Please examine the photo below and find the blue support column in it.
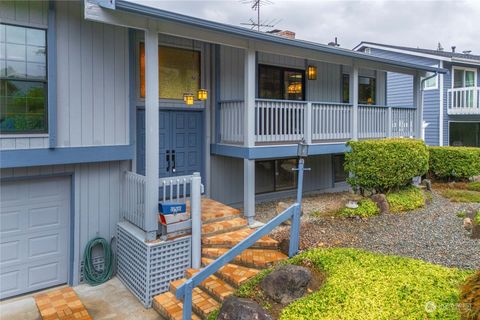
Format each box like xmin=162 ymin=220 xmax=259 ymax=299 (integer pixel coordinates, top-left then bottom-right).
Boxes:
xmin=289 ymin=158 xmax=304 ymax=257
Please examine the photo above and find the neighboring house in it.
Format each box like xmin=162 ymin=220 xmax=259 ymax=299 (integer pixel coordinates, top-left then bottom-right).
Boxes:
xmin=0 ymin=0 xmax=444 ymax=301
xmin=354 ymin=42 xmax=480 ymax=147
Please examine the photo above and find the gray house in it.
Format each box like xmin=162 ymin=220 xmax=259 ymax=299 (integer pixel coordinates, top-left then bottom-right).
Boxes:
xmin=0 ymin=0 xmax=444 ymax=302
xmin=354 ymin=42 xmax=480 ymax=147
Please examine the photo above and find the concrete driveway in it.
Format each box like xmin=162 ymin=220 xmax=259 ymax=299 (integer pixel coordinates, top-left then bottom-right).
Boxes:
xmin=0 ymin=277 xmax=161 ymax=320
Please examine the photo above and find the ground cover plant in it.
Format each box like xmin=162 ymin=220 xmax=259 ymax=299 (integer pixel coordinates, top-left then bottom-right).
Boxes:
xmin=237 ymin=248 xmax=472 ymax=320
xmin=441 ymin=189 xmax=480 ymax=203
xmin=338 ymin=198 xmax=379 ymax=218
xmin=386 ymin=185 xmax=426 ymax=212
xmin=345 ymin=138 xmax=428 ymax=193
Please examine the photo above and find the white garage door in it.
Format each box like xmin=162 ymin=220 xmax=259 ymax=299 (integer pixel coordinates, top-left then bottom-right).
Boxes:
xmin=0 ymin=177 xmax=70 ymax=299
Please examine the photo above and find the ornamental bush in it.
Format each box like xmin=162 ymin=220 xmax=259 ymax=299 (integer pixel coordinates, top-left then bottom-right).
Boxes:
xmin=386 ymin=185 xmax=425 ymax=213
xmin=345 ymin=139 xmax=429 ymax=193
xmin=428 ymin=146 xmax=480 ymax=180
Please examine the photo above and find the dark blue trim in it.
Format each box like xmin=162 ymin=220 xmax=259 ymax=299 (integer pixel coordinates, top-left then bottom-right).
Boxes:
xmin=48 ymin=1 xmax=57 ymax=148
xmin=113 ymin=0 xmax=446 ymax=75
xmin=214 ymin=44 xmax=221 ymax=143
xmin=210 ymin=143 xmax=349 ymax=160
xmin=1 ymin=145 xmax=134 ymax=168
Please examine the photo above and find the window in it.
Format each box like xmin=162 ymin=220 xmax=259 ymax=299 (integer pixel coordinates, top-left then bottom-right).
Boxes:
xmin=453 ymin=68 xmax=476 ymax=88
xmin=255 ymin=158 xmax=297 ymax=194
xmin=139 ymin=43 xmax=201 ymax=100
xmin=449 ymin=122 xmax=480 ymax=147
xmin=342 ymin=75 xmax=376 ymax=104
xmin=333 ymin=154 xmax=347 ymax=183
xmin=423 ymin=75 xmax=438 ymax=90
xmin=0 ymin=24 xmax=47 ymax=133
xmin=258 ymin=65 xmax=305 ymax=100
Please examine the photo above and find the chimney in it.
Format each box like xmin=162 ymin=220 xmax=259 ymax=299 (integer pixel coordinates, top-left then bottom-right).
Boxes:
xmin=437 ymin=42 xmax=444 ymax=51
xmin=451 ymin=46 xmax=456 ymax=53
xmin=328 ymin=37 xmax=340 ymax=47
xmin=266 ymin=29 xmax=295 ymax=39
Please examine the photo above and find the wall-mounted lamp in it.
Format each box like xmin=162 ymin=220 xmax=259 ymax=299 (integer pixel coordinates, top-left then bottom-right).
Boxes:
xmin=197 ymin=89 xmax=208 ymax=101
xmin=307 ymin=65 xmax=317 ymax=80
xmin=183 ymin=93 xmax=194 ymax=105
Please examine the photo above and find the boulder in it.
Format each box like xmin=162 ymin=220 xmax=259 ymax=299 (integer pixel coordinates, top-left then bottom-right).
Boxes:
xmin=464 ymin=218 xmax=473 ymax=231
xmin=421 ymin=179 xmax=432 ymax=191
xmin=260 ymin=264 xmax=312 ymax=304
xmin=371 ymin=193 xmax=389 ymax=214
xmin=471 ymin=175 xmax=480 ymax=182
xmin=216 ymin=296 xmax=272 ymax=320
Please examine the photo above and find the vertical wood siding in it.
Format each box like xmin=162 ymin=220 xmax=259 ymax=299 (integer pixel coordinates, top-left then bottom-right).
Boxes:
xmin=0 ymin=160 xmax=129 ymax=285
xmin=220 ymin=46 xmax=244 ymax=100
xmin=306 ymin=61 xmax=342 ymax=102
xmin=1 ymin=0 xmax=129 ymax=150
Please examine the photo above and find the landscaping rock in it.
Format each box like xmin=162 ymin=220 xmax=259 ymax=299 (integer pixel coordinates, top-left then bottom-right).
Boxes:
xmin=278 ymin=238 xmax=290 ymax=256
xmin=471 ymin=175 xmax=480 ymax=182
xmin=421 ymin=179 xmax=432 ymax=191
xmin=371 ymin=194 xmax=389 ymax=214
xmin=216 ymin=296 xmax=272 ymax=320
xmin=464 ymin=218 xmax=473 ymax=231
xmin=260 ymin=264 xmax=311 ymax=304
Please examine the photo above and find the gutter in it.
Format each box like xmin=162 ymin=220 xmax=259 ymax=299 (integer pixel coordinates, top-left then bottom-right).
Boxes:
xmin=98 ymin=0 xmax=447 ymax=75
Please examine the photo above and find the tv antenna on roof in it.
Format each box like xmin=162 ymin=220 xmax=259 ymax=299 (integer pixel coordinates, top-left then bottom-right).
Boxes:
xmin=240 ymin=0 xmax=278 ymax=32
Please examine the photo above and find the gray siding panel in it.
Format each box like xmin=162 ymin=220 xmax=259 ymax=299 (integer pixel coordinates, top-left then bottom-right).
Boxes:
xmin=0 ymin=160 xmax=129 ymax=285
xmin=1 ymin=1 xmax=129 ymax=151
xmin=306 ymin=61 xmax=342 ymax=102
xmin=220 ymin=46 xmax=244 ymax=100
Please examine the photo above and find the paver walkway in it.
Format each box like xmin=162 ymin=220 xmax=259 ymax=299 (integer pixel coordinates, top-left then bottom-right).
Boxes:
xmin=153 ymin=199 xmax=288 ymax=319
xmin=34 ymin=287 xmax=92 ymax=320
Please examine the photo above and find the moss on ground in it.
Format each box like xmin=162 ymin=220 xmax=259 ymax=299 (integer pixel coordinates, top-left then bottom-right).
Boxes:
xmin=441 ymin=189 xmax=480 ymax=203
xmin=386 ymin=185 xmax=426 ymax=213
xmin=237 ymin=248 xmax=472 ymax=320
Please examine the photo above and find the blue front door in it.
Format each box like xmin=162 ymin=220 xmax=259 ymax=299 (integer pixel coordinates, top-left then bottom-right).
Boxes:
xmin=136 ymin=110 xmax=203 ymax=178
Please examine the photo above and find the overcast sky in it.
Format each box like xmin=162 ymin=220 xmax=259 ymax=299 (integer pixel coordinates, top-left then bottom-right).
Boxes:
xmin=132 ymin=0 xmax=480 ymax=54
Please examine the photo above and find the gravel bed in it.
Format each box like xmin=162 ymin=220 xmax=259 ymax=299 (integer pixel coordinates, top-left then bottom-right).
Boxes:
xmin=261 ymin=191 xmax=480 ymax=270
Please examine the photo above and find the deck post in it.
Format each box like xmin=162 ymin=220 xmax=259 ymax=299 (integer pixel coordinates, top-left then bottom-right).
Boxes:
xmin=351 ymin=64 xmax=359 ymax=140
xmin=191 ymin=172 xmax=202 ymax=269
xmin=144 ymin=24 xmax=160 ymax=241
xmin=243 ymin=42 xmax=258 ymax=226
xmin=413 ymin=72 xmax=423 ymax=139
xmin=305 ymin=102 xmax=312 ymax=144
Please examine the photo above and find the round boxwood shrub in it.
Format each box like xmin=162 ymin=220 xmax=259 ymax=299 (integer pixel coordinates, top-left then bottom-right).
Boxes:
xmin=429 ymin=146 xmax=480 ymax=180
xmin=345 ymin=138 xmax=429 ymax=193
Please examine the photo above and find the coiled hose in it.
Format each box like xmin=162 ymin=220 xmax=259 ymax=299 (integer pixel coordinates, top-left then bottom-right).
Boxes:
xmin=83 ymin=237 xmax=114 ymax=286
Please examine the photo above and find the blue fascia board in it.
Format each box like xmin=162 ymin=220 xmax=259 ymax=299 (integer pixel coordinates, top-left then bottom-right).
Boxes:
xmin=113 ymin=0 xmax=445 ymax=75
xmin=210 ymin=143 xmax=349 ymax=160
xmin=1 ymin=145 xmax=134 ymax=169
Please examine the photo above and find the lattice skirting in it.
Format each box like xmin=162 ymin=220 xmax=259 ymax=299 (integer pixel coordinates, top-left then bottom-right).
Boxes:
xmin=116 ymin=221 xmax=192 ymax=307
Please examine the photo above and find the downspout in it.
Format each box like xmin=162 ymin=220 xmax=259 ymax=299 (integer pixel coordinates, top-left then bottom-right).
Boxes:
xmin=419 ymin=71 xmax=438 ymax=141
xmin=438 ymin=61 xmax=444 ymax=146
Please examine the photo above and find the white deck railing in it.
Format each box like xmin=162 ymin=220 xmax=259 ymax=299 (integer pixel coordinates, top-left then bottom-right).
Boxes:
xmin=358 ymin=104 xmax=388 ymax=139
xmin=392 ymin=107 xmax=416 ymax=137
xmin=255 ymin=99 xmax=306 ymax=143
xmin=312 ymin=102 xmax=352 ymax=141
xmin=220 ymin=100 xmax=244 ymax=144
xmin=219 ymin=99 xmax=418 ymax=145
xmin=447 ymin=87 xmax=480 ymax=115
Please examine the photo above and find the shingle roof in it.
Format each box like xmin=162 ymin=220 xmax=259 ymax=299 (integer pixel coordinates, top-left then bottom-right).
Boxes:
xmin=356 ymin=42 xmax=480 ymax=61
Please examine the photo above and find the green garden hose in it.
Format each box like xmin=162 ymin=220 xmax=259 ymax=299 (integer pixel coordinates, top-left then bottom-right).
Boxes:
xmin=83 ymin=237 xmax=114 ymax=286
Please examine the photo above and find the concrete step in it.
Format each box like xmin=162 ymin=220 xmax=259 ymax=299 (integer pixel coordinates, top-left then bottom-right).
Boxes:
xmin=153 ymin=291 xmax=202 ymax=320
xmin=202 ymin=247 xmax=288 ymax=269
xmin=201 ymin=217 xmax=248 ymax=236
xmin=202 ymin=227 xmax=279 ymax=249
xmin=202 ymin=257 xmax=260 ymax=288
xmin=184 ymin=269 xmax=235 ymax=302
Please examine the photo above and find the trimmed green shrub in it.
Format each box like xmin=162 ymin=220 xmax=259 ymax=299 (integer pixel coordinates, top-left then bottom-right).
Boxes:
xmin=386 ymin=186 xmax=425 ymax=213
xmin=429 ymin=146 xmax=480 ymax=180
xmin=345 ymin=139 xmax=429 ymax=193
xmin=338 ymin=199 xmax=379 ymax=218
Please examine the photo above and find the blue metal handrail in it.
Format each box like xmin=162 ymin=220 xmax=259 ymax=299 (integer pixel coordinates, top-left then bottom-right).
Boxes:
xmin=175 ymin=159 xmax=306 ymax=319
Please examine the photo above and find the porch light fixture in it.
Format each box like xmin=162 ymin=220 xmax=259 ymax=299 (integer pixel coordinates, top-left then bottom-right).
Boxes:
xmin=307 ymin=65 xmax=317 ymax=80
xmin=297 ymin=139 xmax=309 ymax=159
xmin=183 ymin=93 xmax=195 ymax=105
xmin=197 ymin=89 xmax=208 ymax=101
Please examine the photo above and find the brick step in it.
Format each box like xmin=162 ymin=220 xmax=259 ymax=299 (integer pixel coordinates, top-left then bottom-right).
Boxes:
xmin=185 ymin=269 xmax=235 ymax=302
xmin=159 ymin=281 xmax=220 ymax=320
xmin=202 ymin=228 xmax=279 ymax=249
xmin=201 ymin=217 xmax=248 ymax=236
xmin=201 ymin=199 xmax=241 ymax=223
xmin=153 ymin=291 xmax=202 ymax=320
xmin=202 ymin=257 xmax=260 ymax=288
xmin=202 ymin=247 xmax=288 ymax=269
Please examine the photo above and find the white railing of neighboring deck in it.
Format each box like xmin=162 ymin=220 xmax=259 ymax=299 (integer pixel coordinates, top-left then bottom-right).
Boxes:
xmin=447 ymin=87 xmax=480 ymax=115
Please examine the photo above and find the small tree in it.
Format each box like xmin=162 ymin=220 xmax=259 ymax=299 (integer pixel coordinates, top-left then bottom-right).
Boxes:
xmin=345 ymin=138 xmax=429 ymax=194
